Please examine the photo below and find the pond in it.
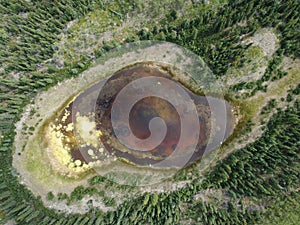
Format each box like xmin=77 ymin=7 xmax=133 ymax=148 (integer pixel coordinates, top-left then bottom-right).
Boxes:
xmin=46 ymin=62 xmax=235 ymax=171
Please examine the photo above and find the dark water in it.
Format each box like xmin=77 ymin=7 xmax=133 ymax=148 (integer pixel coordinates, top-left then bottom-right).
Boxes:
xmin=53 ymin=63 xmax=234 ymax=168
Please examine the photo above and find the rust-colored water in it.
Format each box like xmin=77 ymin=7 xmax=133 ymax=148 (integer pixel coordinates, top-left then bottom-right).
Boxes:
xmin=52 ymin=63 xmax=234 ymax=168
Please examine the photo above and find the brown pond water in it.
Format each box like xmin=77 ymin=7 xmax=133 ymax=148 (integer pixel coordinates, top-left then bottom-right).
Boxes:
xmin=50 ymin=63 xmax=234 ymax=168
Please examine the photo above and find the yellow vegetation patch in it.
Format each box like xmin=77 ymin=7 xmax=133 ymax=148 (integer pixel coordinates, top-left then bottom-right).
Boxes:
xmin=75 ymin=113 xmax=102 ymax=148
xmin=46 ymin=121 xmax=91 ymax=177
xmin=44 ymin=111 xmax=107 ymax=177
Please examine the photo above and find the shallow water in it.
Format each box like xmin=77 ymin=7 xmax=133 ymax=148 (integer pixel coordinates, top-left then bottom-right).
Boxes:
xmin=50 ymin=63 xmax=234 ymax=168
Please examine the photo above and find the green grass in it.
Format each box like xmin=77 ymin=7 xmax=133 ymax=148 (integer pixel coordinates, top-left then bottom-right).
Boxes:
xmin=53 ymin=7 xmax=121 ymax=62
xmin=261 ymin=193 xmax=300 ymax=225
xmin=226 ymin=45 xmax=266 ymax=78
xmin=23 ymin=114 xmax=93 ymax=186
xmin=220 ymin=63 xmax=300 ymax=159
